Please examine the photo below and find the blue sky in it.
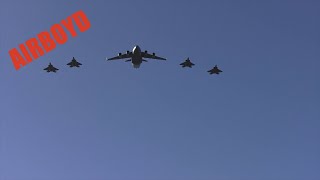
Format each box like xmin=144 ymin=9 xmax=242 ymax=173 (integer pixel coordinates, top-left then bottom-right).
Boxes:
xmin=0 ymin=1 xmax=319 ymax=180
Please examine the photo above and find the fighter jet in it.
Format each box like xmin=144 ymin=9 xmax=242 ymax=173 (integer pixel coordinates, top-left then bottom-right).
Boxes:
xmin=44 ymin=63 xmax=59 ymax=73
xmin=107 ymin=45 xmax=166 ymax=68
xmin=180 ymin=57 xmax=195 ymax=68
xmin=207 ymin=65 xmax=223 ymax=75
xmin=67 ymin=57 xmax=82 ymax=67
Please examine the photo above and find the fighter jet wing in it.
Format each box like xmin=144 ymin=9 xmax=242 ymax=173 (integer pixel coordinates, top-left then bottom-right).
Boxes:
xmin=180 ymin=62 xmax=186 ymax=65
xmin=214 ymin=67 xmax=222 ymax=72
xmin=44 ymin=67 xmax=49 ymax=71
xmin=141 ymin=52 xmax=166 ymax=60
xmin=107 ymin=52 xmax=133 ymax=60
xmin=67 ymin=62 xmax=72 ymax=66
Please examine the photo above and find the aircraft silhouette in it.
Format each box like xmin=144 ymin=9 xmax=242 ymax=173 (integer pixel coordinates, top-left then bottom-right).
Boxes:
xmin=44 ymin=63 xmax=59 ymax=73
xmin=180 ymin=57 xmax=195 ymax=68
xmin=67 ymin=57 xmax=82 ymax=67
xmin=207 ymin=65 xmax=222 ymax=75
xmin=107 ymin=45 xmax=166 ymax=68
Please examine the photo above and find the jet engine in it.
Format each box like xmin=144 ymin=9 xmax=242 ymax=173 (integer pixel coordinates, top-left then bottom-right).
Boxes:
xmin=118 ymin=53 xmax=122 ymax=56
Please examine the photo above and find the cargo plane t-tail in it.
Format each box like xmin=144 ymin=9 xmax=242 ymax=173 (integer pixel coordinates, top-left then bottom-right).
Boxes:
xmin=107 ymin=45 xmax=166 ymax=68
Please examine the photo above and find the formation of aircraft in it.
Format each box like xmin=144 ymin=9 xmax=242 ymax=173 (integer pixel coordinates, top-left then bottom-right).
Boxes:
xmin=44 ymin=57 xmax=82 ymax=73
xmin=43 ymin=45 xmax=223 ymax=75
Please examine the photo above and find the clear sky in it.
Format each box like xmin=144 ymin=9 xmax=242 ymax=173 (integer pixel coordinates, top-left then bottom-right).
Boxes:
xmin=0 ymin=0 xmax=319 ymax=180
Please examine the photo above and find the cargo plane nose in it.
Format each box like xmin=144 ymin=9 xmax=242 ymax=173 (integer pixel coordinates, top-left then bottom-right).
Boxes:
xmin=133 ymin=45 xmax=141 ymax=53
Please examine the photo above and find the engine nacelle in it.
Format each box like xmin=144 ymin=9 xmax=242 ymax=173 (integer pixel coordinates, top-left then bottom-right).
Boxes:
xmin=118 ymin=53 xmax=122 ymax=56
